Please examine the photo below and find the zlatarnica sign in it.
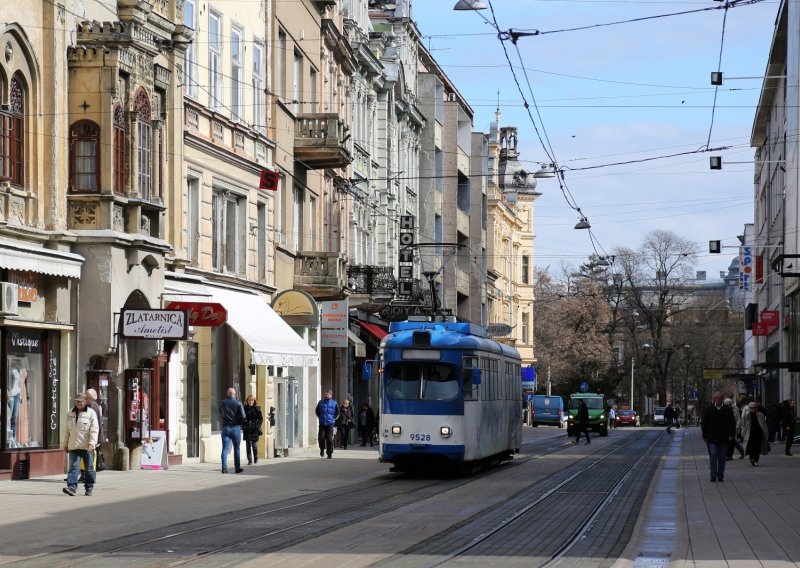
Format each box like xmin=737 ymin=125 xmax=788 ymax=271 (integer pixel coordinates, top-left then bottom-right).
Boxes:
xmin=120 ymin=309 xmax=189 ymax=340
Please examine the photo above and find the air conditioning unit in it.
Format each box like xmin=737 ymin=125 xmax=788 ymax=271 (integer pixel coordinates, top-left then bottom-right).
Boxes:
xmin=0 ymin=282 xmax=19 ymax=316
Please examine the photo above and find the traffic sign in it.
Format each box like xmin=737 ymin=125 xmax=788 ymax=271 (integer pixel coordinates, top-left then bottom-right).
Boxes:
xmin=580 ymin=381 xmax=589 ymax=393
xmin=524 ymin=393 xmax=534 ymax=402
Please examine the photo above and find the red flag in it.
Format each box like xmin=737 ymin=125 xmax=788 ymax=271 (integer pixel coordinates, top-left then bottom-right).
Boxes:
xmin=259 ymin=169 xmax=279 ymax=191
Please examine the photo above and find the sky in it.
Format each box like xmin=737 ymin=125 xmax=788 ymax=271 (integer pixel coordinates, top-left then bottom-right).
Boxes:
xmin=410 ymin=0 xmax=779 ymax=280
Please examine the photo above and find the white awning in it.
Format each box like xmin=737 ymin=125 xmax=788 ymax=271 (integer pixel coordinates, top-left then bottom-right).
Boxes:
xmin=348 ymin=330 xmax=366 ymax=358
xmin=210 ymin=287 xmax=319 ymax=367
xmin=0 ymin=240 xmax=83 ymax=279
xmin=163 ymin=278 xmax=319 ymax=368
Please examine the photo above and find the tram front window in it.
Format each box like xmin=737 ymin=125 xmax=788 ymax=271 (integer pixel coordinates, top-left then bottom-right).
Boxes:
xmin=386 ymin=364 xmax=458 ymax=401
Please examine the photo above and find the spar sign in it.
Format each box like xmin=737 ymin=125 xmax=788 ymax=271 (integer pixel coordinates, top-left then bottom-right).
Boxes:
xmin=740 ymin=246 xmax=753 ymax=291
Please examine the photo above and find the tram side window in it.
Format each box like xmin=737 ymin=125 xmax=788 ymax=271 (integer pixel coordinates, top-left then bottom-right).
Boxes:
xmin=462 ymin=356 xmax=479 ymax=400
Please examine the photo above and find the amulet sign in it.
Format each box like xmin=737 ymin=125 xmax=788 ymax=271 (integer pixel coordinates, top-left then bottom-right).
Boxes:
xmin=165 ymin=301 xmax=227 ymax=327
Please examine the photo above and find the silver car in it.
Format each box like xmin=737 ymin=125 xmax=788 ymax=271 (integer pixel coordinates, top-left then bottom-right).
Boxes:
xmin=654 ymin=407 xmax=666 ymax=426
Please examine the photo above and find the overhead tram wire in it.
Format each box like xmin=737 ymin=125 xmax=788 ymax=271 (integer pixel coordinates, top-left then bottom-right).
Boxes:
xmin=706 ymin=1 xmax=732 ymax=149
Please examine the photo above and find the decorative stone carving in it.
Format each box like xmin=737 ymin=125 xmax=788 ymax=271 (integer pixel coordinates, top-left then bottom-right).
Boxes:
xmin=4 ymin=41 xmax=12 ymax=64
xmin=7 ymin=195 xmax=24 ymax=224
xmin=113 ymin=205 xmax=125 ymax=232
xmin=141 ymin=215 xmax=151 ymax=236
xmin=70 ymin=203 xmax=98 ymax=229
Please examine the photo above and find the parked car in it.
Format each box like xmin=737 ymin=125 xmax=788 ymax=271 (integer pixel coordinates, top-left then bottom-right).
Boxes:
xmin=654 ymin=407 xmax=667 ymax=426
xmin=615 ymin=409 xmax=640 ymax=427
xmin=531 ymin=395 xmax=566 ymax=428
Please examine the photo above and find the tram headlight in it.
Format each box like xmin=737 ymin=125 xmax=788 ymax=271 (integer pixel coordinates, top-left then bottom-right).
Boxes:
xmin=391 ymin=425 xmax=402 ymax=436
xmin=440 ymin=426 xmax=452 ymax=438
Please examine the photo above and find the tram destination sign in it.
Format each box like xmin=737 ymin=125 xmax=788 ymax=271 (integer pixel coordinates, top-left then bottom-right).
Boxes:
xmin=120 ymin=309 xmax=189 ymax=340
xmin=380 ymin=304 xmax=452 ymax=322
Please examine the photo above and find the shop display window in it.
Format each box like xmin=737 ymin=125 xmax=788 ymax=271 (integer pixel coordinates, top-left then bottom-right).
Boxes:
xmin=4 ymin=328 xmax=60 ymax=450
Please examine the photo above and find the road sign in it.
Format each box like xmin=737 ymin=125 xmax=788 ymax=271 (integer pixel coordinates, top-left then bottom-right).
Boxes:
xmin=580 ymin=381 xmax=589 ymax=393
xmin=524 ymin=393 xmax=534 ymax=402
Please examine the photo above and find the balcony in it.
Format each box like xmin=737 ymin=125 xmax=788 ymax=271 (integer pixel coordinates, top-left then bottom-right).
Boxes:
xmin=347 ymin=265 xmax=397 ymax=298
xmin=294 ymin=114 xmax=352 ymax=170
xmin=294 ymin=251 xmax=348 ymax=300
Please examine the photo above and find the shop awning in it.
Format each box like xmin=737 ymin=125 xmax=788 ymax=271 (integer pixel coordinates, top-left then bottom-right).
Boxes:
xmin=0 ymin=239 xmax=84 ymax=279
xmin=209 ymin=286 xmax=319 ymax=367
xmin=358 ymin=320 xmax=388 ymax=341
xmin=164 ymin=277 xmax=319 ymax=368
xmin=348 ymin=330 xmax=366 ymax=358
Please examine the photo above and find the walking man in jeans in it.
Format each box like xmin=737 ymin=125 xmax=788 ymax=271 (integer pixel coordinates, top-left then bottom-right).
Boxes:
xmin=701 ymin=391 xmax=737 ymax=482
xmin=316 ymin=389 xmax=339 ymax=458
xmin=219 ymin=388 xmax=246 ymax=473
xmin=63 ymin=393 xmax=99 ymax=496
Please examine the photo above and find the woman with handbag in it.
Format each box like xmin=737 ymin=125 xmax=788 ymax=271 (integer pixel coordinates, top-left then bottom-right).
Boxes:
xmin=243 ymin=395 xmax=263 ymax=464
xmin=741 ymin=402 xmax=770 ymax=466
xmin=338 ymin=399 xmax=354 ymax=450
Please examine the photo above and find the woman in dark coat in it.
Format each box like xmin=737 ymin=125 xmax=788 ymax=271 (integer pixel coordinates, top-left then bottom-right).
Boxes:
xmin=243 ymin=395 xmax=263 ymax=464
xmin=337 ymin=399 xmax=354 ymax=449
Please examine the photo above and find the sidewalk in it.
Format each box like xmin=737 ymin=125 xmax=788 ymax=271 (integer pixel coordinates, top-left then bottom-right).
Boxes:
xmin=622 ymin=425 xmax=800 ymax=568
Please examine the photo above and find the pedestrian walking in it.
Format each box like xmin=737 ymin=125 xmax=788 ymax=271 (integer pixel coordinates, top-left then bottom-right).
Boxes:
xmin=740 ymin=402 xmax=770 ymax=466
xmin=63 ymin=393 xmax=99 ymax=496
xmin=358 ymin=401 xmax=376 ymax=447
xmin=665 ymin=404 xmax=676 ymax=434
xmin=337 ymin=399 xmax=354 ymax=449
xmin=782 ymin=399 xmax=796 ymax=456
xmin=574 ymin=399 xmax=590 ymax=445
xmin=315 ymin=389 xmax=339 ymax=459
xmin=243 ymin=395 xmax=263 ymax=465
xmin=701 ymin=391 xmax=737 ymax=482
xmin=674 ymin=406 xmax=681 ymax=429
xmin=219 ymin=388 xmax=246 ymax=473
xmin=608 ymin=406 xmax=616 ymax=429
xmin=724 ymin=398 xmax=745 ymax=460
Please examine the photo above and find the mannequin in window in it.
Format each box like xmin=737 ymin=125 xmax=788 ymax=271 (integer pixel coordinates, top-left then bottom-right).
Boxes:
xmin=7 ymin=366 xmax=28 ymax=445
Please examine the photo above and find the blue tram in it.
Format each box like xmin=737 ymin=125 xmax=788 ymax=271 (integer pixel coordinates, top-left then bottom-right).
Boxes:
xmin=378 ymin=317 xmax=522 ymax=472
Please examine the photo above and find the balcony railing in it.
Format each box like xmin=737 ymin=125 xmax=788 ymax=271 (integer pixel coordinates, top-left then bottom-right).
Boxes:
xmin=294 ymin=114 xmax=352 ymax=169
xmin=294 ymin=251 xmax=348 ymax=299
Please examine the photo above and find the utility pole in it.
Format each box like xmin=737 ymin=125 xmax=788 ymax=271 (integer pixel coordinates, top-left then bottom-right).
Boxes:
xmin=547 ymin=366 xmax=551 ymax=396
xmin=631 ymin=357 xmax=635 ymax=411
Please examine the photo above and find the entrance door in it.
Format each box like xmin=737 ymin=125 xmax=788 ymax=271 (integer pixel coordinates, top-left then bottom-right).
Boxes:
xmin=185 ymin=343 xmax=200 ymax=458
xmin=275 ymin=376 xmax=302 ymax=451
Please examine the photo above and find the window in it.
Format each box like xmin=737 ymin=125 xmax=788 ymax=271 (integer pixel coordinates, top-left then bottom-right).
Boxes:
xmin=0 ymin=77 xmax=24 ymax=186
xmin=293 ymin=51 xmax=302 ymax=115
xmin=385 ymin=363 xmax=458 ymax=401
xmin=209 ymin=12 xmax=222 ymax=109
xmin=309 ymin=68 xmax=317 ymax=113
xmin=292 ymin=184 xmax=303 ymax=250
xmin=522 ymin=255 xmax=529 ymax=284
xmin=521 ymin=312 xmax=529 ymax=344
xmin=212 ymin=188 xmax=246 ymax=274
xmin=252 ymin=42 xmax=265 ymax=131
xmin=183 ymin=0 xmax=197 ymax=98
xmin=257 ymin=201 xmax=267 ymax=280
xmin=277 ymin=31 xmax=286 ymax=100
xmin=462 ymin=356 xmax=479 ymax=400
xmin=231 ymin=26 xmax=243 ymax=121
xmin=5 ymin=328 xmax=62 ymax=451
xmin=134 ymin=89 xmax=152 ymax=200
xmin=187 ymin=177 xmax=200 ymax=264
xmin=113 ymin=105 xmax=127 ymax=195
xmin=69 ymin=120 xmax=100 ymax=193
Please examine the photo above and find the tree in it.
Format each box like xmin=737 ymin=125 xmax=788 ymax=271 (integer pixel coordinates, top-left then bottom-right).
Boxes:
xmin=533 ymin=266 xmax=613 ymax=395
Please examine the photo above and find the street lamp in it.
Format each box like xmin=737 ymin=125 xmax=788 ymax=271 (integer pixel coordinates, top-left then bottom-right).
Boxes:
xmin=453 ymin=0 xmax=488 ymax=9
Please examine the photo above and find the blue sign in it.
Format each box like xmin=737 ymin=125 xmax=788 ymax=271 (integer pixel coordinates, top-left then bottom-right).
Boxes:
xmin=361 ymin=360 xmax=372 ymax=381
xmin=580 ymin=381 xmax=589 ymax=393
xmin=524 ymin=393 xmax=534 ymax=402
xmin=690 ymin=389 xmax=699 ymax=399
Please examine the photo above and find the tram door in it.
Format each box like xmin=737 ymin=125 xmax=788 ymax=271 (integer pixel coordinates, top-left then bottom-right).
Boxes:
xmin=275 ymin=376 xmax=302 ymax=452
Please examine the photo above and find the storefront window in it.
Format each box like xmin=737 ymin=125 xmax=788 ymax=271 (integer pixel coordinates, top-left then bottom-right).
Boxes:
xmin=210 ymin=325 xmax=245 ymax=431
xmin=5 ymin=328 xmax=59 ymax=450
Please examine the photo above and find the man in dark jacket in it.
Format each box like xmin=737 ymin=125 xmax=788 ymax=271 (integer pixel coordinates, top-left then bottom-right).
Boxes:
xmin=701 ymin=391 xmax=737 ymax=482
xmin=573 ymin=399 xmax=590 ymax=445
xmin=315 ymin=389 xmax=339 ymax=459
xmin=219 ymin=388 xmax=246 ymax=474
xmin=665 ymin=404 xmax=676 ymax=434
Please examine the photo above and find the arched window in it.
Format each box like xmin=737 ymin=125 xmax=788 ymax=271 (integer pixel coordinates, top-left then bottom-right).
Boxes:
xmin=1 ymin=77 xmax=24 ymax=186
xmin=69 ymin=120 xmax=100 ymax=193
xmin=113 ymin=104 xmax=127 ymax=195
xmin=134 ymin=89 xmax=151 ymax=200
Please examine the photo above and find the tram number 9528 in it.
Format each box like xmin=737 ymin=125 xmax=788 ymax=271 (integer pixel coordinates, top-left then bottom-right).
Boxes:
xmin=408 ymin=433 xmax=432 ymax=442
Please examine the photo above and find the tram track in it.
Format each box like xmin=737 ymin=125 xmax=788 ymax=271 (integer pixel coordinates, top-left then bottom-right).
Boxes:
xmin=6 ymin=430 xmax=663 ymax=568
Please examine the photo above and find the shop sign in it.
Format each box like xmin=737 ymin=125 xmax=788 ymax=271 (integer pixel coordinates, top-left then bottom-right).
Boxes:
xmin=380 ymin=304 xmax=452 ymax=322
xmin=760 ymin=310 xmax=779 ymax=328
xmin=120 ymin=309 xmax=188 ymax=340
xmin=739 ymin=246 xmax=753 ymax=291
xmin=398 ymin=216 xmax=414 ymax=297
xmin=320 ymin=300 xmax=348 ymax=348
xmin=8 ymin=270 xmax=38 ymax=302
xmin=164 ymin=301 xmax=227 ymax=327
xmin=751 ymin=322 xmax=767 ymax=336
xmin=8 ymin=328 xmax=42 ymax=353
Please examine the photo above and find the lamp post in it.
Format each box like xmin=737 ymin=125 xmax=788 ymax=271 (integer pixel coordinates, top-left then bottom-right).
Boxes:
xmin=631 ymin=357 xmax=635 ymax=412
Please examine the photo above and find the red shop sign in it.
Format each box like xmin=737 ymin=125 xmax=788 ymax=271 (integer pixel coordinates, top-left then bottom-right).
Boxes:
xmin=751 ymin=322 xmax=767 ymax=336
xmin=165 ymin=301 xmax=227 ymax=327
xmin=760 ymin=310 xmax=780 ymax=327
